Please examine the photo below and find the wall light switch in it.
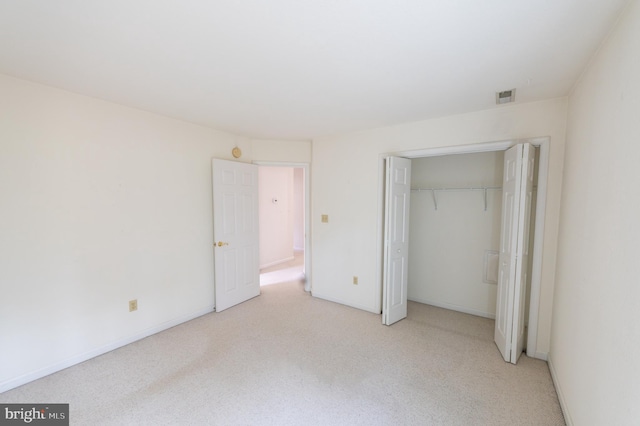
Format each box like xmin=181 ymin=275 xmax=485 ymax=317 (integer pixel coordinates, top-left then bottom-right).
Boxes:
xmin=321 ymin=214 xmax=329 ymax=223
xmin=353 ymin=276 xmax=358 ymax=285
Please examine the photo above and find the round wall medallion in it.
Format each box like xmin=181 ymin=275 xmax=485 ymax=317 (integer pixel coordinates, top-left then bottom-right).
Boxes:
xmin=232 ymin=147 xmax=242 ymax=158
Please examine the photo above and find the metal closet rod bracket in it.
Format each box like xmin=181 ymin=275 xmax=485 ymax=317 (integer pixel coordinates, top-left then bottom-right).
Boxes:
xmin=411 ymin=186 xmax=503 ymax=211
xmin=484 ymin=188 xmax=488 ymax=211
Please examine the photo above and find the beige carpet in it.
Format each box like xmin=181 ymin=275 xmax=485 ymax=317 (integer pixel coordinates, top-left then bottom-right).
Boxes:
xmin=0 ymin=280 xmax=565 ymax=425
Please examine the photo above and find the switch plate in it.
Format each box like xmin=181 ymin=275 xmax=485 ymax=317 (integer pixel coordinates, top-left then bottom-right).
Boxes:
xmin=321 ymin=214 xmax=329 ymax=223
xmin=353 ymin=276 xmax=358 ymax=285
xmin=129 ymin=299 xmax=138 ymax=312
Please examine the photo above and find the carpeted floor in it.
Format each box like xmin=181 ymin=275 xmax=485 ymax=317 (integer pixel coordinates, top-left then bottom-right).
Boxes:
xmin=0 ymin=279 xmax=565 ymax=425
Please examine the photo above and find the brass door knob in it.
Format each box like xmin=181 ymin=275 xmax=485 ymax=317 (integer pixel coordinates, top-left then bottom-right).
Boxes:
xmin=216 ymin=241 xmax=229 ymax=247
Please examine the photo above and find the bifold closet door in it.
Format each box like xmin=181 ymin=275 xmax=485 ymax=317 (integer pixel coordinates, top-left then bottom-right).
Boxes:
xmin=494 ymin=143 xmax=535 ymax=364
xmin=382 ymin=156 xmax=411 ymax=326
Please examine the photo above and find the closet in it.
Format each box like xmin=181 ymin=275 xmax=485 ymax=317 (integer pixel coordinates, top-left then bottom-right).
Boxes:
xmin=406 ymin=149 xmax=539 ymax=336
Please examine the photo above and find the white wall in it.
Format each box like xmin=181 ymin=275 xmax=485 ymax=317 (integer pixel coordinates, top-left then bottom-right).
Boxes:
xmin=0 ymin=74 xmax=311 ymax=392
xmin=550 ymin=1 xmax=640 ymax=424
xmin=250 ymin=139 xmax=312 ymax=164
xmin=408 ymin=152 xmax=504 ymax=318
xmin=258 ymin=167 xmax=294 ymax=268
xmin=312 ymin=98 xmax=567 ymax=357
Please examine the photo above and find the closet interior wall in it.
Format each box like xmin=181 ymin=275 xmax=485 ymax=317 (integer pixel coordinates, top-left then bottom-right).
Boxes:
xmin=408 ymin=150 xmax=538 ymax=320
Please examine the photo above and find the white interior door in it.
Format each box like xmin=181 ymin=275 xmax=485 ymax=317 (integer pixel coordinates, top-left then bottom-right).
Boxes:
xmin=212 ymin=159 xmax=260 ymax=312
xmin=382 ymin=156 xmax=412 ymax=325
xmin=494 ymin=143 xmax=535 ymax=363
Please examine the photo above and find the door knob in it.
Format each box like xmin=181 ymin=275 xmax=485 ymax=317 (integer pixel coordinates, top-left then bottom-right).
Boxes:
xmin=216 ymin=241 xmax=229 ymax=247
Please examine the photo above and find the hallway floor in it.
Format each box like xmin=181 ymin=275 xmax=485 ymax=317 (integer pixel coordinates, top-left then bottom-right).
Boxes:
xmin=259 ymin=250 xmax=304 ymax=286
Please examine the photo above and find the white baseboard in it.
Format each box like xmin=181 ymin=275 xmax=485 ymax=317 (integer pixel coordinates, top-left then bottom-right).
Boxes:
xmin=311 ymin=292 xmax=379 ymax=314
xmin=408 ymin=297 xmax=496 ymax=319
xmin=260 ymin=256 xmax=295 ymax=270
xmin=0 ymin=305 xmax=214 ymax=394
xmin=533 ymin=351 xmax=548 ymax=361
xmin=547 ymin=353 xmax=573 ymax=425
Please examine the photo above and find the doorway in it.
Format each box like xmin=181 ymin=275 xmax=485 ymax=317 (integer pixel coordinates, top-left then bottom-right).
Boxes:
xmin=255 ymin=163 xmax=311 ymax=292
xmin=377 ymin=138 xmax=549 ymax=359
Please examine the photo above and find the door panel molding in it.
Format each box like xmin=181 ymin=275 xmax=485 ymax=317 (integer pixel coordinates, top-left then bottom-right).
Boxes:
xmin=382 ymin=156 xmax=412 ymax=325
xmin=212 ymin=158 xmax=260 ymax=312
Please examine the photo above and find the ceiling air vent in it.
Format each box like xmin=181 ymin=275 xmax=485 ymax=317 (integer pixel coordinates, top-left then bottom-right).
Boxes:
xmin=496 ymin=89 xmax=516 ymax=104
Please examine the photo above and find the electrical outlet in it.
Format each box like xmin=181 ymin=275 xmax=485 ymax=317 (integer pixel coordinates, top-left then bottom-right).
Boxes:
xmin=353 ymin=276 xmax=358 ymax=285
xmin=129 ymin=299 xmax=138 ymax=312
xmin=321 ymin=214 xmax=329 ymax=223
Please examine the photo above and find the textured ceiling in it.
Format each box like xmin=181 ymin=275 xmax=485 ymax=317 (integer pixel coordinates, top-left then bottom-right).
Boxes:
xmin=0 ymin=0 xmax=629 ymax=140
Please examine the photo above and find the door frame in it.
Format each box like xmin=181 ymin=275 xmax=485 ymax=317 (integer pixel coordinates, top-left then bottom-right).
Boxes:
xmin=253 ymin=161 xmax=312 ymax=292
xmin=376 ymin=137 xmax=549 ymax=359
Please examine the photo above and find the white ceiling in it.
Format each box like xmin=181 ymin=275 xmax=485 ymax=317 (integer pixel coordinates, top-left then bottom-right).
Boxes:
xmin=0 ymin=1 xmax=629 ymax=140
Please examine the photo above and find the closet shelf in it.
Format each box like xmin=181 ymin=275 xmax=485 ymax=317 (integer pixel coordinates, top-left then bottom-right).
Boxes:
xmin=411 ymin=186 xmax=502 ymax=192
xmin=411 ymin=186 xmax=503 ymax=211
